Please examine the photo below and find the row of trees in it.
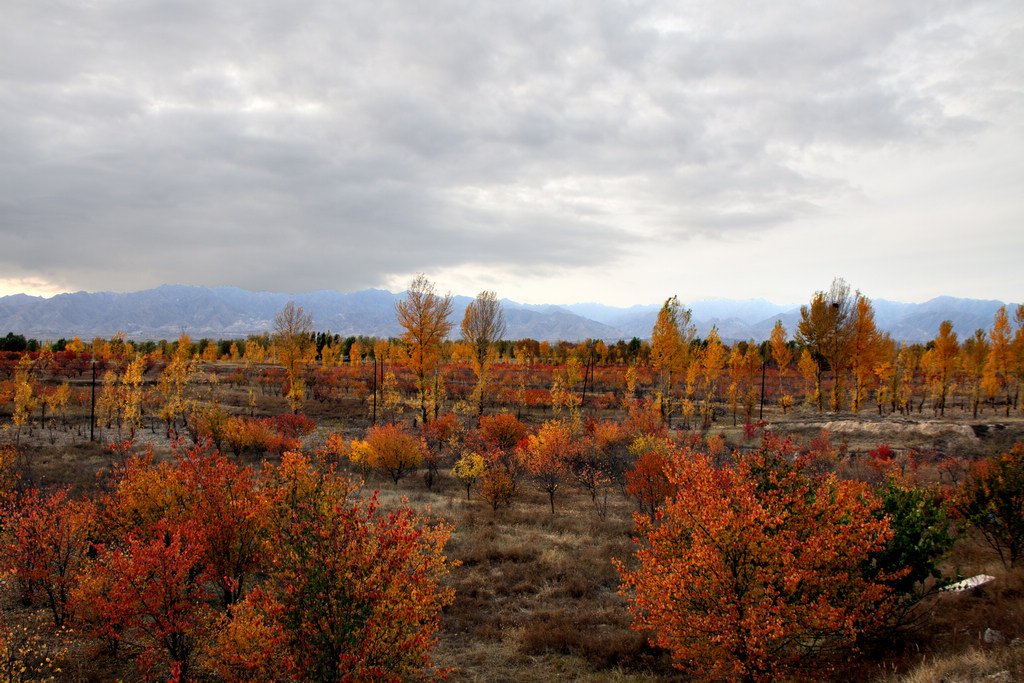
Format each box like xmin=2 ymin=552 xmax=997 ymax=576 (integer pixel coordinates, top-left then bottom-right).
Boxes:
xmin=1 ymin=277 xmax=1022 ymax=439
xmin=645 ymin=278 xmax=1024 ymax=423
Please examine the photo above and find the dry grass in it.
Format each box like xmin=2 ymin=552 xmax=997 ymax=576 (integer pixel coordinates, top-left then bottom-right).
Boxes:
xmin=877 ymin=647 xmax=1024 ymax=683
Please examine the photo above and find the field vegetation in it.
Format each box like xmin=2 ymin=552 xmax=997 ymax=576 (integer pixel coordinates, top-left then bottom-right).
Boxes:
xmin=1 ymin=279 xmax=1023 ymax=681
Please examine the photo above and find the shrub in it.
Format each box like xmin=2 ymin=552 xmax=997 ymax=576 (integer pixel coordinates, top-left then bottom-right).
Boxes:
xmin=364 ymin=423 xmax=424 ymax=484
xmin=211 ymin=456 xmax=456 ymax=682
xmin=617 ymin=436 xmax=896 ymax=681
xmin=956 ymin=443 xmax=1024 ymax=568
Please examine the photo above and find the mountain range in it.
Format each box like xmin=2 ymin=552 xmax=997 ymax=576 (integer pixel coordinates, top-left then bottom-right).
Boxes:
xmin=0 ymin=285 xmax=1015 ymax=344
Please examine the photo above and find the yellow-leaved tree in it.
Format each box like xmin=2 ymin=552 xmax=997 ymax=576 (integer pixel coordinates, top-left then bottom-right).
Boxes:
xmin=461 ymin=290 xmax=507 ymax=418
xmin=649 ymin=296 xmax=694 ymax=427
xmin=848 ymin=293 xmax=884 ymax=413
xmin=926 ymin=320 xmax=960 ymax=416
xmin=770 ymin=321 xmax=794 ymax=413
xmin=395 ymin=275 xmax=453 ymax=424
xmin=796 ymin=278 xmax=855 ymax=412
xmin=273 ymin=302 xmax=314 ymax=414
xmin=696 ymin=327 xmax=727 ymax=428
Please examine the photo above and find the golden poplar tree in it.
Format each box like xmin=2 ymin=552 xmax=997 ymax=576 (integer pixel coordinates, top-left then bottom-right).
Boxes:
xmin=120 ymin=355 xmax=145 ymax=438
xmin=395 ymin=275 xmax=453 ymax=424
xmin=742 ymin=342 xmax=761 ymax=420
xmin=986 ymin=306 xmax=1015 ymax=415
xmin=727 ymin=345 xmax=744 ymax=425
xmin=157 ymin=334 xmax=199 ymax=436
xmin=461 ymin=291 xmax=507 ymax=417
xmin=796 ymin=278 xmax=855 ymax=412
xmin=848 ymin=294 xmax=883 ymax=413
xmin=12 ymin=355 xmax=37 ymax=444
xmin=349 ymin=338 xmax=364 ymax=366
xmin=927 ymin=320 xmax=960 ymax=416
xmin=697 ymin=327 xmax=727 ymax=428
xmin=797 ymin=348 xmax=819 ymax=408
xmin=770 ymin=321 xmax=794 ymax=412
xmin=1013 ymin=305 xmax=1024 ymax=412
xmin=650 ymin=296 xmax=694 ymax=426
xmin=960 ymin=330 xmax=990 ymax=418
xmin=273 ymin=302 xmax=314 ymax=414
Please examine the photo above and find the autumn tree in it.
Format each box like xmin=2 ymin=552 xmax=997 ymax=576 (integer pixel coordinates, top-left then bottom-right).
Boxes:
xmin=472 ymin=413 xmax=527 ymax=509
xmin=797 ymin=278 xmax=855 ymax=411
xmin=213 ymin=454 xmax=456 ymax=682
xmin=696 ymin=327 xmax=727 ymax=427
xmin=624 ymin=434 xmax=677 ymax=519
xmin=650 ymin=296 xmax=694 ymax=426
xmin=873 ymin=335 xmax=898 ymax=416
xmin=461 ymin=290 xmax=507 ymax=417
xmin=178 ymin=448 xmax=274 ymax=609
xmin=925 ymin=320 xmax=959 ymax=416
xmin=273 ymin=301 xmax=314 ymax=413
xmin=740 ymin=342 xmax=761 ymax=421
xmin=11 ymin=354 xmax=37 ymax=444
xmin=727 ymin=345 xmax=744 ymax=426
xmin=769 ymin=321 xmax=792 ymax=398
xmin=960 ymin=329 xmax=990 ymax=417
xmin=956 ymin=443 xmax=1024 ymax=568
xmin=0 ymin=487 xmax=94 ymax=626
xmin=395 ymin=275 xmax=454 ymax=424
xmin=95 ymin=441 xmax=274 ymax=610
xmin=157 ymin=334 xmax=200 ymax=437
xmin=786 ymin=351 xmax=811 ymax=411
xmin=618 ymin=437 xmax=895 ymax=681
xmin=43 ymin=382 xmax=71 ymax=436
xmin=848 ymin=293 xmax=884 ymax=412
xmin=521 ymin=419 xmax=578 ymax=514
xmin=452 ymin=451 xmax=486 ymax=500
xmin=986 ymin=306 xmax=1016 ymax=415
xmin=120 ymin=355 xmax=146 ymax=438
xmin=1015 ymin=305 xmax=1024 ymax=410
xmin=77 ymin=518 xmax=215 ymax=679
xmin=362 ymin=423 xmax=425 ymax=484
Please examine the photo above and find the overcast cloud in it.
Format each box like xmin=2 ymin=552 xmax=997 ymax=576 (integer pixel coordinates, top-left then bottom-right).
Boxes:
xmin=1 ymin=0 xmax=1021 ymax=306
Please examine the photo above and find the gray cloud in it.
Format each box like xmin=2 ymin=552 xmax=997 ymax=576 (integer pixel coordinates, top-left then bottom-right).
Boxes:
xmin=0 ymin=0 xmax=1020 ymax=301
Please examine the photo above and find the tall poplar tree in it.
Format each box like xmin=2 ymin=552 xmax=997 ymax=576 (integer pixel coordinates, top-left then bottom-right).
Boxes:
xmin=796 ymin=278 xmax=855 ymax=412
xmin=461 ymin=291 xmax=507 ymax=417
xmin=395 ymin=274 xmax=454 ymax=424
xmin=650 ymin=296 xmax=694 ymax=426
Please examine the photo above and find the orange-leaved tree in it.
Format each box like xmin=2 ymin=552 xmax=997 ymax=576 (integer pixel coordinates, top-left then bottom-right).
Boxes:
xmin=363 ymin=423 xmax=425 ymax=484
xmin=520 ymin=419 xmax=578 ymax=514
xmin=76 ymin=518 xmax=215 ymax=680
xmin=956 ymin=443 xmax=1024 ymax=568
xmin=209 ymin=452 xmax=456 ymax=682
xmin=649 ymin=296 xmax=694 ymax=426
xmin=94 ymin=440 xmax=273 ymax=610
xmin=472 ymin=412 xmax=528 ymax=509
xmin=617 ymin=436 xmax=895 ymax=682
xmin=624 ymin=434 xmax=677 ymax=519
xmin=0 ymin=486 xmax=94 ymax=626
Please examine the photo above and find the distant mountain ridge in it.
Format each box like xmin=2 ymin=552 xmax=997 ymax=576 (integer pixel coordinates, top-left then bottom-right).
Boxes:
xmin=0 ymin=285 xmax=1016 ymax=344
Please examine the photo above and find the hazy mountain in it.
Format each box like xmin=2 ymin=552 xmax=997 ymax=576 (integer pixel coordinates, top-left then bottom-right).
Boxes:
xmin=0 ymin=285 xmax=1016 ymax=344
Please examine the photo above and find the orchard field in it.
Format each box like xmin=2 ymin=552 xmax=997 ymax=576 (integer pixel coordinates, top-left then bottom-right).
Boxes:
xmin=1 ymin=282 xmax=1024 ymax=682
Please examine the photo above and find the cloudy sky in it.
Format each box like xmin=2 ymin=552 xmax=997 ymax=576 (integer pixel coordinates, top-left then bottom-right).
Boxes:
xmin=1 ymin=0 xmax=1021 ymax=307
